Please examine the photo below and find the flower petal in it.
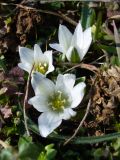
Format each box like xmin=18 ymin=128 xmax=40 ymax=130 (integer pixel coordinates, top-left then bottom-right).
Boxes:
xmin=82 ymin=27 xmax=92 ymax=56
xmin=18 ymin=62 xmax=32 ymax=73
xmin=49 ymin=43 xmax=63 ymax=53
xmin=44 ymin=51 xmax=54 ymax=74
xmin=28 ymin=95 xmax=50 ymax=112
xmin=56 ymin=74 xmax=70 ymax=93
xmin=55 ymin=74 xmax=72 ymax=105
xmin=71 ymin=82 xmax=86 ymax=108
xmin=19 ymin=46 xmax=34 ymax=64
xmin=31 ymin=72 xmax=55 ymax=96
xmin=71 ymin=22 xmax=83 ymax=48
xmin=62 ymin=108 xmax=76 ymax=120
xmin=65 ymin=46 xmax=74 ymax=61
xmin=34 ymin=44 xmax=44 ymax=63
xmin=56 ymin=74 xmax=75 ymax=91
xmin=46 ymin=65 xmax=54 ymax=75
xmin=75 ymin=45 xmax=84 ymax=61
xmin=38 ymin=112 xmax=62 ymax=137
xmin=59 ymin=24 xmax=72 ymax=53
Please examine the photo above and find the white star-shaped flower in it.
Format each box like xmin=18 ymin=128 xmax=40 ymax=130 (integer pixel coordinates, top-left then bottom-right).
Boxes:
xmin=50 ymin=21 xmax=92 ymax=62
xmin=18 ymin=44 xmax=54 ymax=75
xmin=28 ymin=72 xmax=86 ymax=137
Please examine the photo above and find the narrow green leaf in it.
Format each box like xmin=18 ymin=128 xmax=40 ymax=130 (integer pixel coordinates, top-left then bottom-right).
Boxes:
xmin=49 ymin=132 xmax=120 ymax=144
xmin=81 ymin=3 xmax=95 ymax=29
xmin=98 ymin=44 xmax=116 ymax=55
xmin=94 ymin=11 xmax=102 ymax=41
xmin=113 ymin=20 xmax=120 ymax=60
xmin=28 ymin=119 xmax=120 ymax=144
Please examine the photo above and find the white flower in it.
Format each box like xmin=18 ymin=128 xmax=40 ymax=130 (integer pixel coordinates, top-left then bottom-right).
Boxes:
xmin=28 ymin=72 xmax=86 ymax=137
xmin=49 ymin=21 xmax=92 ymax=62
xmin=18 ymin=44 xmax=54 ymax=75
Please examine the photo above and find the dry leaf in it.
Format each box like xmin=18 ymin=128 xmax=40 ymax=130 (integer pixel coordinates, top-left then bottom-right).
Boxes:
xmin=0 ymin=105 xmax=12 ymax=119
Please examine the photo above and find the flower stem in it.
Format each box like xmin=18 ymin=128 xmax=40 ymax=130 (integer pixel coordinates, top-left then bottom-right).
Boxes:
xmin=63 ymin=98 xmax=91 ymax=146
xmin=23 ymin=65 xmax=34 ymax=136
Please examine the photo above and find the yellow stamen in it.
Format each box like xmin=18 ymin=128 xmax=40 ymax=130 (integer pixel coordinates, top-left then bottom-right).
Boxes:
xmin=34 ymin=62 xmax=48 ymax=74
xmin=48 ymin=91 xmax=69 ymax=112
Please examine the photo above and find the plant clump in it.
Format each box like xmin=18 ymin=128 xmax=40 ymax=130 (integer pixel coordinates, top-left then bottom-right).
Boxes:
xmin=88 ymin=66 xmax=120 ymax=135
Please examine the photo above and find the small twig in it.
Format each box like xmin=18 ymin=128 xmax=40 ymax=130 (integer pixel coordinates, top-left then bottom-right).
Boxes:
xmin=40 ymin=0 xmax=118 ymax=2
xmin=63 ymin=63 xmax=98 ymax=73
xmin=63 ymin=98 xmax=91 ymax=146
xmin=23 ymin=65 xmax=34 ymax=136
xmin=90 ymin=55 xmax=106 ymax=65
xmin=17 ymin=4 xmax=77 ymax=26
xmin=0 ymin=3 xmax=77 ymax=26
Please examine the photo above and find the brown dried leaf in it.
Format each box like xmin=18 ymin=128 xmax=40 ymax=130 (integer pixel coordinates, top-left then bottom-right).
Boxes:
xmin=9 ymin=66 xmax=24 ymax=77
xmin=0 ymin=87 xmax=7 ymax=95
xmin=0 ymin=105 xmax=12 ymax=119
xmin=90 ymin=66 xmax=120 ymax=126
xmin=2 ymin=80 xmax=18 ymax=95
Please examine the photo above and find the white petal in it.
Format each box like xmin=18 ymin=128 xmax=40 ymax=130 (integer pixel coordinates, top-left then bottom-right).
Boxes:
xmin=82 ymin=27 xmax=92 ymax=57
xmin=68 ymin=108 xmax=76 ymax=116
xmin=44 ymin=51 xmax=52 ymax=62
xmin=28 ymin=95 xmax=50 ymax=112
xmin=62 ymin=108 xmax=76 ymax=120
xmin=34 ymin=44 xmax=43 ymax=63
xmin=71 ymin=22 xmax=83 ymax=48
xmin=63 ymin=74 xmax=76 ymax=90
xmin=31 ymin=72 xmax=55 ymax=96
xmin=56 ymin=74 xmax=72 ymax=105
xmin=65 ymin=46 xmax=74 ymax=61
xmin=49 ymin=43 xmax=63 ymax=53
xmin=56 ymin=74 xmax=70 ymax=92
xmin=71 ymin=82 xmax=86 ymax=108
xmin=75 ymin=45 xmax=84 ymax=61
xmin=46 ymin=64 xmax=54 ymax=75
xmin=19 ymin=46 xmax=34 ymax=64
xmin=34 ymin=46 xmax=49 ymax=64
xmin=57 ymin=74 xmax=75 ymax=91
xmin=44 ymin=51 xmax=54 ymax=75
xmin=38 ymin=112 xmax=62 ymax=137
xmin=59 ymin=24 xmax=72 ymax=53
xmin=18 ymin=62 xmax=32 ymax=73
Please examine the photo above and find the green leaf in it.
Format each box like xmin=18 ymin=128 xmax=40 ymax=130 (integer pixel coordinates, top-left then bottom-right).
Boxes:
xmin=27 ymin=119 xmax=120 ymax=144
xmin=49 ymin=132 xmax=120 ymax=144
xmin=76 ymin=77 xmax=86 ymax=83
xmin=94 ymin=11 xmax=102 ymax=41
xmin=28 ymin=118 xmax=40 ymax=135
xmin=113 ymin=20 xmax=120 ymax=60
xmin=38 ymin=144 xmax=57 ymax=160
xmin=111 ymin=138 xmax=120 ymax=151
xmin=110 ymin=56 xmax=120 ymax=66
xmin=50 ymin=2 xmax=64 ymax=9
xmin=98 ymin=44 xmax=116 ymax=55
xmin=81 ymin=3 xmax=96 ymax=29
xmin=0 ymin=148 xmax=14 ymax=160
xmin=45 ymin=144 xmax=57 ymax=160
xmin=4 ymin=17 xmax=12 ymax=25
xmin=93 ymin=148 xmax=104 ymax=159
xmin=18 ymin=136 xmax=42 ymax=160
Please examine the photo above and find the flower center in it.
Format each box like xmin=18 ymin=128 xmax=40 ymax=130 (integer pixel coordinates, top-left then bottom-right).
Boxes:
xmin=48 ymin=91 xmax=70 ymax=112
xmin=34 ymin=62 xmax=48 ymax=74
